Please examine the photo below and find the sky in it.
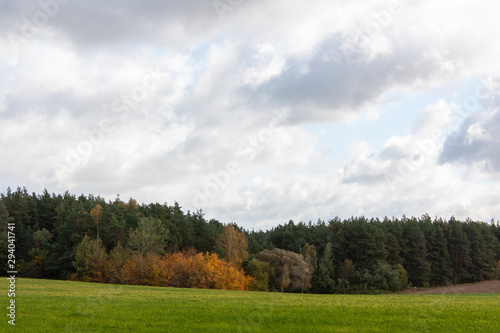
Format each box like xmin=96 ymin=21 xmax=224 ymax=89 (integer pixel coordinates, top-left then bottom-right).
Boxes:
xmin=1 ymin=0 xmax=500 ymax=230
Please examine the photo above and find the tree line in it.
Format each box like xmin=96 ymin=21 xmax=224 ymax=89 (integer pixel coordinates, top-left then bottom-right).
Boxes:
xmin=1 ymin=187 xmax=499 ymax=293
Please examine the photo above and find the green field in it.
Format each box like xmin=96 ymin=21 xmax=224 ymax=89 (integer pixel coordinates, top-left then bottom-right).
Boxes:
xmin=2 ymin=278 xmax=499 ymax=332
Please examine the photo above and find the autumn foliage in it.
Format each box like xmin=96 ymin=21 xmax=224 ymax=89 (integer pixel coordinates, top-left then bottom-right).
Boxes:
xmin=72 ymin=240 xmax=253 ymax=291
xmin=216 ymin=223 xmax=248 ymax=268
xmin=121 ymin=249 xmax=253 ymax=290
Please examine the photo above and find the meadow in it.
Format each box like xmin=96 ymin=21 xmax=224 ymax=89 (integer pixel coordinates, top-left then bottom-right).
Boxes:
xmin=2 ymin=278 xmax=499 ymax=332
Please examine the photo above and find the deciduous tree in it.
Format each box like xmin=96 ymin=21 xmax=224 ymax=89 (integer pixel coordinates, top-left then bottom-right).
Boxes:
xmin=217 ymin=223 xmax=248 ymax=268
xmin=128 ymin=217 xmax=168 ymax=268
xmin=90 ymin=204 xmax=103 ymax=240
xmin=246 ymin=258 xmax=274 ymax=291
xmin=257 ymin=248 xmax=312 ymax=292
xmin=72 ymin=234 xmax=108 ymax=282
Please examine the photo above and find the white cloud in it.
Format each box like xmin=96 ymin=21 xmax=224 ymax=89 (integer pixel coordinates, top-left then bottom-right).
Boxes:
xmin=335 ymin=100 xmax=500 ymax=224
xmin=466 ymin=123 xmax=492 ymax=144
xmin=1 ymin=0 xmax=500 ymax=228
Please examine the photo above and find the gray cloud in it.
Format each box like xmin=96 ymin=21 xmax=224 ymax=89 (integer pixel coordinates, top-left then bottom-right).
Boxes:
xmin=252 ymin=34 xmax=450 ymax=123
xmin=1 ymin=0 xmax=219 ymax=48
xmin=2 ymin=0 xmax=500 ymax=228
xmin=440 ymin=96 xmax=500 ymax=173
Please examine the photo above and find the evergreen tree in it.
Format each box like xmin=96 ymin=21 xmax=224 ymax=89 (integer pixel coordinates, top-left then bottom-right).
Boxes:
xmin=445 ymin=218 xmax=472 ymax=284
xmin=382 ymin=217 xmax=403 ymax=265
xmin=401 ymin=218 xmax=430 ymax=287
xmin=311 ymin=242 xmax=335 ymax=293
xmin=464 ymin=221 xmax=498 ymax=281
xmin=2 ymin=187 xmax=34 ymax=259
xmin=72 ymin=234 xmax=108 ymax=282
xmin=1 ymin=187 xmax=499 ymax=291
xmin=0 ymin=201 xmax=15 ymax=273
xmin=335 ymin=217 xmax=388 ymax=270
xmin=420 ymin=216 xmax=452 ymax=286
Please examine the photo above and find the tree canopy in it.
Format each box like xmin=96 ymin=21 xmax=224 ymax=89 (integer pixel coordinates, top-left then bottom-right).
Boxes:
xmin=1 ymin=187 xmax=499 ymax=293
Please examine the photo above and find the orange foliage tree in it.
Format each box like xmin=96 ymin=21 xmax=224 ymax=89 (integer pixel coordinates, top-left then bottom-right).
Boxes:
xmin=120 ymin=249 xmax=253 ymax=290
xmin=161 ymin=249 xmax=253 ymax=290
xmin=121 ymin=254 xmax=165 ymax=286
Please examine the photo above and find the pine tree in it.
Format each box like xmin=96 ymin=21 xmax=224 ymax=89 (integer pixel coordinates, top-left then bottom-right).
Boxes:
xmin=311 ymin=242 xmax=335 ymax=293
xmin=401 ymin=219 xmax=430 ymax=287
xmin=0 ymin=201 xmax=14 ymax=272
xmin=421 ymin=217 xmax=452 ymax=286
xmin=445 ymin=218 xmax=472 ymax=284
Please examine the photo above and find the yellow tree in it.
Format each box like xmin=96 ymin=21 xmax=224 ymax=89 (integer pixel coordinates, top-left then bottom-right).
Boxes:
xmin=90 ymin=204 xmax=103 ymax=240
xmin=216 ymin=223 xmax=248 ymax=268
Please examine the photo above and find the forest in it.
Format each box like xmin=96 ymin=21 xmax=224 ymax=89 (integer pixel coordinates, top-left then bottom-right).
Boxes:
xmin=1 ymin=187 xmax=499 ymax=293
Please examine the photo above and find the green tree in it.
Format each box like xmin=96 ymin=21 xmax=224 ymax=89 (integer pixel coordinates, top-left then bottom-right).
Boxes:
xmin=246 ymin=258 xmax=274 ymax=291
xmin=23 ymin=228 xmax=53 ymax=277
xmin=0 ymin=201 xmax=14 ymax=273
xmin=401 ymin=218 xmax=430 ymax=287
xmin=463 ymin=221 xmax=498 ymax=281
xmin=72 ymin=234 xmax=108 ymax=282
xmin=2 ymin=187 xmax=34 ymax=260
xmin=421 ymin=217 xmax=452 ymax=286
xmin=128 ymin=217 xmax=169 ymax=268
xmin=311 ymin=242 xmax=335 ymax=293
xmin=100 ymin=205 xmax=127 ymax=250
xmin=356 ymin=262 xmax=403 ymax=291
xmin=381 ymin=217 xmax=403 ymax=265
xmin=45 ymin=199 xmax=87 ymax=279
xmin=445 ymin=218 xmax=471 ymax=284
xmin=108 ymin=241 xmax=128 ymax=283
xmin=35 ymin=189 xmax=57 ymax=232
xmin=335 ymin=217 xmax=388 ymax=270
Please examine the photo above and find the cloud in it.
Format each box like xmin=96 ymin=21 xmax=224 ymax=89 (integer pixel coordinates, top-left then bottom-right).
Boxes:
xmin=342 ymin=100 xmax=455 ymax=184
xmin=332 ymin=100 xmax=500 ymax=224
xmin=0 ymin=0 xmax=220 ymax=48
xmin=440 ymin=90 xmax=500 ymax=174
xmin=2 ymin=0 xmax=500 ymax=228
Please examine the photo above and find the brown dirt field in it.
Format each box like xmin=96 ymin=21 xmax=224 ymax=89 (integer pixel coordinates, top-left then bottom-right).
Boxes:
xmin=400 ymin=280 xmax=500 ymax=294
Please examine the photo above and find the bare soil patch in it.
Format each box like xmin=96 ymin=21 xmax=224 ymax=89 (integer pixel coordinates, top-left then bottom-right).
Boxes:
xmin=401 ymin=280 xmax=500 ymax=294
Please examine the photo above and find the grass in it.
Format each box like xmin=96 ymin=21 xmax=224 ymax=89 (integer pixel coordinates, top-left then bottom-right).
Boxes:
xmin=2 ymin=278 xmax=499 ymax=332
